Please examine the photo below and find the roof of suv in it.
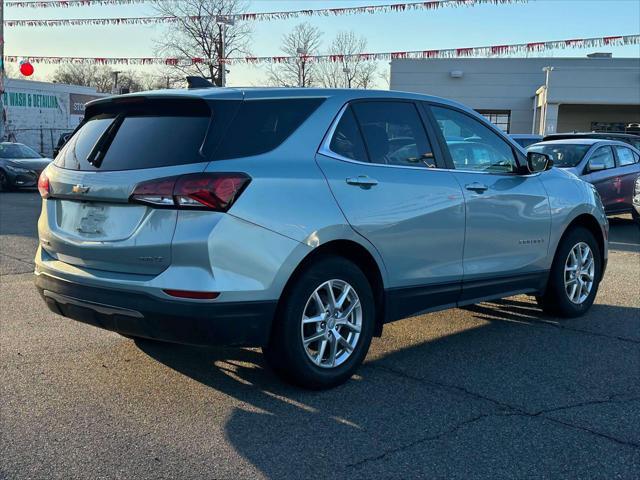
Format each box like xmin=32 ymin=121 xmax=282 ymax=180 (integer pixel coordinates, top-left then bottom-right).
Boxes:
xmin=87 ymin=86 xmax=469 ymax=111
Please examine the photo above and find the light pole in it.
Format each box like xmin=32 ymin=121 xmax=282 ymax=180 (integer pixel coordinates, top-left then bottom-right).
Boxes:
xmin=1 ymin=4 xmax=5 ymax=142
xmin=217 ymin=16 xmax=235 ymax=87
xmin=343 ymin=67 xmax=351 ymax=88
xmin=296 ymin=47 xmax=307 ymax=87
xmin=541 ymin=66 xmax=554 ymax=134
xmin=112 ymin=70 xmax=122 ymax=94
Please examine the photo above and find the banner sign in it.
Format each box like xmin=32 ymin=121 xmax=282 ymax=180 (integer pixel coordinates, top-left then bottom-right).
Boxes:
xmin=2 ymin=90 xmax=60 ymax=109
xmin=69 ymin=93 xmax=102 ymax=115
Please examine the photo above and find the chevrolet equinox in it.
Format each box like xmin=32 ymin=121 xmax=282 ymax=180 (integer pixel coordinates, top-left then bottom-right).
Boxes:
xmin=35 ymin=88 xmax=608 ymax=389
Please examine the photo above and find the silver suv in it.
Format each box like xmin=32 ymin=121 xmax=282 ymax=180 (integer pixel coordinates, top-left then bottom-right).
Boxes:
xmin=35 ymin=88 xmax=608 ymax=389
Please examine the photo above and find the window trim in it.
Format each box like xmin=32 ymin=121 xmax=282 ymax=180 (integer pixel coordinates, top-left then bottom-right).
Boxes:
xmin=421 ymin=102 xmax=526 ymax=175
xmin=318 ymin=99 xmax=447 ymax=171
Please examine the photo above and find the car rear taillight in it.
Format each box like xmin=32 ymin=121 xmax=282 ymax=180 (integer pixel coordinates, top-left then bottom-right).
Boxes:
xmin=130 ymin=173 xmax=250 ymax=212
xmin=38 ymin=171 xmax=50 ymax=198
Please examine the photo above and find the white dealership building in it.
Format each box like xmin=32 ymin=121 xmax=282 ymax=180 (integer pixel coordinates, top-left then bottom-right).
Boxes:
xmin=2 ymin=78 xmax=105 ymax=157
xmin=390 ymin=55 xmax=640 ymax=135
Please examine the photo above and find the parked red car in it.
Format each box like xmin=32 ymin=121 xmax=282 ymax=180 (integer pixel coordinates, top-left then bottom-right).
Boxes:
xmin=529 ymin=139 xmax=640 ymax=221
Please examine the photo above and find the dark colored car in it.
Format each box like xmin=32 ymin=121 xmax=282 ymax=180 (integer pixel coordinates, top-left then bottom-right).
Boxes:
xmin=510 ymin=134 xmax=543 ymax=149
xmin=0 ymin=142 xmax=53 ymax=191
xmin=529 ymin=139 xmax=640 ymax=218
xmin=543 ymin=132 xmax=640 ymax=150
xmin=53 ymin=132 xmax=73 ymax=157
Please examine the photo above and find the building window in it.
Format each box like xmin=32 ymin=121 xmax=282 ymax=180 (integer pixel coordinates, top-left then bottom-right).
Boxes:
xmin=476 ymin=110 xmax=511 ymax=133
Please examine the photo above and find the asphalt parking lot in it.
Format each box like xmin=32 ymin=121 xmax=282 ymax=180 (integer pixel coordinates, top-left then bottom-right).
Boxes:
xmin=1 ymin=190 xmax=639 ymax=479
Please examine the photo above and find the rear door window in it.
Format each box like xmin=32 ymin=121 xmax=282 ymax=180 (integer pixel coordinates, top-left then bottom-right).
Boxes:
xmin=351 ymin=101 xmax=436 ymax=168
xmin=329 ymin=106 xmax=368 ymax=162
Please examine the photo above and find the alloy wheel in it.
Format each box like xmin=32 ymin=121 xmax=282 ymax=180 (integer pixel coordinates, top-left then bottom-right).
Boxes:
xmin=564 ymin=242 xmax=595 ymax=304
xmin=300 ymin=279 xmax=362 ymax=369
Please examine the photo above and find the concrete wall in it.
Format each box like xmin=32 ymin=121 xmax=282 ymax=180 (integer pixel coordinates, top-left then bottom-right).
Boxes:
xmin=390 ymin=57 xmax=640 ymax=134
xmin=2 ymin=79 xmax=105 ymax=157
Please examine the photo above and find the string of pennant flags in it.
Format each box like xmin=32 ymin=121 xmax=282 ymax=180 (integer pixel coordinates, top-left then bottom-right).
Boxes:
xmin=7 ymin=34 xmax=639 ymax=66
xmin=4 ymin=0 xmax=527 ymax=26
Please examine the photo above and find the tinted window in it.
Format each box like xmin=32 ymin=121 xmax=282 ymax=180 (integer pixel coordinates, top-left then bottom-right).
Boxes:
xmin=56 ymin=114 xmax=209 ymax=171
xmin=528 ymin=144 xmax=591 ymax=168
xmin=351 ymin=102 xmax=435 ymax=168
xmin=589 ymin=146 xmax=615 ymax=170
xmin=615 ymin=146 xmax=639 ymax=166
xmin=431 ymin=106 xmax=517 ymax=173
xmin=0 ymin=143 xmax=42 ymax=159
xmin=329 ymin=106 xmax=367 ymax=162
xmin=213 ymin=98 xmax=324 ymax=160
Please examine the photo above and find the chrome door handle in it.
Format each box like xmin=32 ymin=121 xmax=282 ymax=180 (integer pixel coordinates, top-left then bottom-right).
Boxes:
xmin=346 ymin=176 xmax=379 ymax=188
xmin=465 ymin=182 xmax=488 ymax=193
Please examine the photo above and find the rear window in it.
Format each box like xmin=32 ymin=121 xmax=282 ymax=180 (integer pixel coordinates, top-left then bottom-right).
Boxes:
xmin=56 ymin=99 xmax=212 ymax=171
xmin=212 ymin=98 xmax=324 ymax=160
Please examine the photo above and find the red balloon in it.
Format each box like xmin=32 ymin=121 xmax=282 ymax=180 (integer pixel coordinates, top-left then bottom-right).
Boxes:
xmin=20 ymin=62 xmax=34 ymax=77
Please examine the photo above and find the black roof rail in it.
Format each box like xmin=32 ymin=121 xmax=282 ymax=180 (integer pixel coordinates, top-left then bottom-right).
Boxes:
xmin=186 ymin=76 xmax=215 ymax=89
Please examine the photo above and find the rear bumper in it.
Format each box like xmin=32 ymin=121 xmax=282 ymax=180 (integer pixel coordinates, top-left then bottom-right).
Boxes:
xmin=35 ymin=273 xmax=277 ymax=347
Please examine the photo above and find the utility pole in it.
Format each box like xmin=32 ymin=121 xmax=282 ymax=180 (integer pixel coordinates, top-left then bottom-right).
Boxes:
xmin=112 ymin=70 xmax=122 ymax=94
xmin=1 ymin=1 xmax=6 ymax=142
xmin=216 ymin=16 xmax=234 ymax=87
xmin=343 ymin=67 xmax=351 ymax=88
xmin=541 ymin=66 xmax=554 ymax=134
xmin=296 ymin=47 xmax=307 ymax=87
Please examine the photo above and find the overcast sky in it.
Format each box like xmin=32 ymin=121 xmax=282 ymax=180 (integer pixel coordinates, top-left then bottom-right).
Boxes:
xmin=5 ymin=0 xmax=640 ymax=86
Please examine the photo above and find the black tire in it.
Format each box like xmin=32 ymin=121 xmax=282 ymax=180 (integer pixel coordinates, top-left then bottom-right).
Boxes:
xmin=537 ymin=226 xmax=601 ymax=318
xmin=632 ymin=209 xmax=640 ymax=226
xmin=263 ymin=255 xmax=375 ymax=390
xmin=0 ymin=170 xmax=9 ymax=192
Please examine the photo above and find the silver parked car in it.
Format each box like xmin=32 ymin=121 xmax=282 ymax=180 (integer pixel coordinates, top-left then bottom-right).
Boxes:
xmin=35 ymin=88 xmax=608 ymax=389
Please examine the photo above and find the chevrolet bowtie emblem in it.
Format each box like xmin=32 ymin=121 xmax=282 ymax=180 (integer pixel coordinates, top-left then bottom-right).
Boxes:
xmin=72 ymin=184 xmax=90 ymax=194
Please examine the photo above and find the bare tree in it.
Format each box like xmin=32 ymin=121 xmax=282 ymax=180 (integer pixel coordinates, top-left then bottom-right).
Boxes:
xmin=51 ymin=64 xmax=114 ymax=92
xmin=152 ymin=0 xmax=252 ymax=86
xmin=318 ymin=31 xmax=379 ymax=89
xmin=267 ymin=22 xmax=323 ymax=87
xmin=50 ymin=64 xmax=152 ymax=93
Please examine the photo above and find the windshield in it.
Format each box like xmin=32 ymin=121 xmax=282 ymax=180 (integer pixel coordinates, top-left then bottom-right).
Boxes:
xmin=528 ymin=144 xmax=591 ymax=168
xmin=0 ymin=143 xmax=42 ymax=159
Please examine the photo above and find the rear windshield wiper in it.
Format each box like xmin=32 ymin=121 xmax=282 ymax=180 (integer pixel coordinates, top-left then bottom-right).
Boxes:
xmin=86 ymin=114 xmax=125 ymax=169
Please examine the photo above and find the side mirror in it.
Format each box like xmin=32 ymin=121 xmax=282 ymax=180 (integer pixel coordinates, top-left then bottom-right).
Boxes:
xmin=588 ymin=160 xmax=606 ymax=172
xmin=526 ymin=151 xmax=553 ymax=173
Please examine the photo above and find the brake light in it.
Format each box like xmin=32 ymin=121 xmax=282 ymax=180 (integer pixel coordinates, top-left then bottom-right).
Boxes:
xmin=130 ymin=173 xmax=250 ymax=211
xmin=38 ymin=171 xmax=50 ymax=198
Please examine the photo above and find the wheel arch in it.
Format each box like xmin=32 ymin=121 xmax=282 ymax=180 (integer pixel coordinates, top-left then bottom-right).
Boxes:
xmin=276 ymin=239 xmax=387 ymax=337
xmin=558 ymin=213 xmax=606 ymax=280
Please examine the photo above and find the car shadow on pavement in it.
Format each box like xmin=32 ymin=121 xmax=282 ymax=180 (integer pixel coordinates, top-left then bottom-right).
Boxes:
xmin=134 ymin=298 xmax=640 ymax=479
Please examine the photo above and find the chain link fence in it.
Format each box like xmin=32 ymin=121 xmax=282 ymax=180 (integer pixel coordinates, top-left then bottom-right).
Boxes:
xmin=3 ymin=126 xmax=72 ymax=158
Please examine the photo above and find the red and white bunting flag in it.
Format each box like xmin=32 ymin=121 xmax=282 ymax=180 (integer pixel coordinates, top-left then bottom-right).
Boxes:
xmin=6 ymin=34 xmax=639 ymax=66
xmin=5 ymin=0 xmax=527 ymax=25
